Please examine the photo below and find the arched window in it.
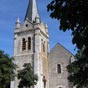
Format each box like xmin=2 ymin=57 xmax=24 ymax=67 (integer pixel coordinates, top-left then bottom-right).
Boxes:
xmin=28 ymin=37 xmax=31 ymax=50
xmin=57 ymin=64 xmax=61 ymax=73
xmin=57 ymin=85 xmax=65 ymax=88
xmin=56 ymin=85 xmax=67 ymax=88
xmin=22 ymin=38 xmax=26 ymax=51
xmin=43 ymin=43 xmax=45 ymax=52
xmin=41 ymin=43 xmax=45 ymax=52
xmin=41 ymin=40 xmax=45 ymax=52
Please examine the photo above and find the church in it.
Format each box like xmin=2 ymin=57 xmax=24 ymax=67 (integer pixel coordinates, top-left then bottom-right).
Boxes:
xmin=10 ymin=0 xmax=74 ymax=88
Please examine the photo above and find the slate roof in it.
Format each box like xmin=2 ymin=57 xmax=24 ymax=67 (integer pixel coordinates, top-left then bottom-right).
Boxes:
xmin=25 ymin=0 xmax=40 ymax=22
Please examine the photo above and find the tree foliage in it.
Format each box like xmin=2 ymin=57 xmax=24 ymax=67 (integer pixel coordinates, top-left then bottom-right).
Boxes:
xmin=0 ymin=50 xmax=15 ymax=88
xmin=17 ymin=63 xmax=38 ymax=88
xmin=67 ymin=47 xmax=88 ymax=88
xmin=47 ymin=0 xmax=88 ymax=49
xmin=47 ymin=0 xmax=88 ymax=88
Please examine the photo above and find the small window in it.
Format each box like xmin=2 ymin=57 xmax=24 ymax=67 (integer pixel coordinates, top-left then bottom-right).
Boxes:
xmin=41 ymin=40 xmax=45 ymax=52
xmin=57 ymin=85 xmax=64 ymax=88
xmin=28 ymin=37 xmax=31 ymax=50
xmin=41 ymin=43 xmax=45 ymax=52
xmin=57 ymin=64 xmax=61 ymax=73
xmin=43 ymin=43 xmax=45 ymax=52
xmin=26 ymin=24 xmax=28 ymax=27
xmin=22 ymin=38 xmax=26 ymax=51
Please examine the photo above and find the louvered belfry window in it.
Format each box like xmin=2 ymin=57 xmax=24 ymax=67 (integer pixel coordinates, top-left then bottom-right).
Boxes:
xmin=22 ymin=38 xmax=26 ymax=51
xmin=28 ymin=37 xmax=31 ymax=50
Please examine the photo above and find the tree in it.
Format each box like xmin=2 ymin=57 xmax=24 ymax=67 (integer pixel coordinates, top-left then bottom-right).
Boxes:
xmin=47 ymin=0 xmax=88 ymax=49
xmin=47 ymin=0 xmax=88 ymax=88
xmin=0 ymin=50 xmax=15 ymax=88
xmin=17 ymin=63 xmax=38 ymax=88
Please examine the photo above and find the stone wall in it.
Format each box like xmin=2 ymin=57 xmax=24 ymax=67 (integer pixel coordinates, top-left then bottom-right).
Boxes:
xmin=48 ymin=43 xmax=73 ymax=88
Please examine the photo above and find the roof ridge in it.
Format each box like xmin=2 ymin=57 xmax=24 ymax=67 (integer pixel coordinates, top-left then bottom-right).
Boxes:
xmin=50 ymin=43 xmax=74 ymax=56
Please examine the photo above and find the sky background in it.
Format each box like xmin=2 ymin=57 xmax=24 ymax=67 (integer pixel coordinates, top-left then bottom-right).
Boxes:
xmin=0 ymin=0 xmax=76 ymax=57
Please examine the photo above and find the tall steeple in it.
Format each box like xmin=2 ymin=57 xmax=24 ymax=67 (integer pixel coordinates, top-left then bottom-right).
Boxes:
xmin=25 ymin=0 xmax=40 ymax=22
xmin=11 ymin=1 xmax=49 ymax=88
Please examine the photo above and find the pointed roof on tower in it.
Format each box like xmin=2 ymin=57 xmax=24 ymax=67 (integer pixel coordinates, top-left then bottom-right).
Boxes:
xmin=25 ymin=0 xmax=40 ymax=22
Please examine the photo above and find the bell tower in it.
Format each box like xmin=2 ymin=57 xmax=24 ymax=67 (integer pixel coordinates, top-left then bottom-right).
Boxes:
xmin=10 ymin=0 xmax=49 ymax=88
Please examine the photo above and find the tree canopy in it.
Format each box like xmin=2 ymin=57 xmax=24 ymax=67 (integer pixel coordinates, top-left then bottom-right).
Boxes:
xmin=47 ymin=0 xmax=88 ymax=88
xmin=17 ymin=63 xmax=38 ymax=88
xmin=47 ymin=0 xmax=88 ymax=49
xmin=0 ymin=50 xmax=15 ymax=88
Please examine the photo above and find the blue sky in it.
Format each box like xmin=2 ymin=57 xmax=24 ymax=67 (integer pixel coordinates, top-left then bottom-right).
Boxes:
xmin=0 ymin=0 xmax=76 ymax=57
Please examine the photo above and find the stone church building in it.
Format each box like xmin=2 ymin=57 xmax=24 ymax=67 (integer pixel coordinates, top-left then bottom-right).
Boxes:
xmin=10 ymin=0 xmax=74 ymax=88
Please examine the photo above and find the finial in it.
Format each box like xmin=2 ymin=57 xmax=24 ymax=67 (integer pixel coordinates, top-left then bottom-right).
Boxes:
xmin=35 ymin=14 xmax=41 ymax=23
xmin=45 ymin=24 xmax=48 ymax=34
xmin=45 ymin=24 xmax=48 ymax=29
xmin=16 ymin=17 xmax=20 ymax=23
xmin=15 ymin=17 xmax=21 ymax=29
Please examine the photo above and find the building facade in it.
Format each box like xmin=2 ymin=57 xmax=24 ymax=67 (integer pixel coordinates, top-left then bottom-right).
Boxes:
xmin=48 ymin=44 xmax=74 ymax=88
xmin=11 ymin=0 xmax=74 ymax=88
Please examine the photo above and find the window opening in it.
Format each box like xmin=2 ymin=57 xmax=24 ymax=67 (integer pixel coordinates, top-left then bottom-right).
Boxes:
xmin=43 ymin=43 xmax=45 ymax=52
xmin=22 ymin=38 xmax=26 ymax=51
xmin=26 ymin=24 xmax=28 ymax=27
xmin=28 ymin=37 xmax=31 ymax=50
xmin=57 ymin=64 xmax=61 ymax=73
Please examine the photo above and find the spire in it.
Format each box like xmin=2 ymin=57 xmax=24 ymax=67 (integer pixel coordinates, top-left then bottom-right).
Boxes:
xmin=25 ymin=0 xmax=40 ymax=23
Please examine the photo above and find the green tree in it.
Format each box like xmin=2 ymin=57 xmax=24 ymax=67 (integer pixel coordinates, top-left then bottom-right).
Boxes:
xmin=47 ymin=0 xmax=88 ymax=49
xmin=47 ymin=0 xmax=88 ymax=88
xmin=17 ymin=63 xmax=38 ymax=88
xmin=0 ymin=50 xmax=15 ymax=88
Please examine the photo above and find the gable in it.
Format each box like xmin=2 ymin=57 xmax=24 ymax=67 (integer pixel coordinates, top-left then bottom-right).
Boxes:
xmin=48 ymin=43 xmax=74 ymax=88
xmin=49 ymin=43 xmax=73 ymax=61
